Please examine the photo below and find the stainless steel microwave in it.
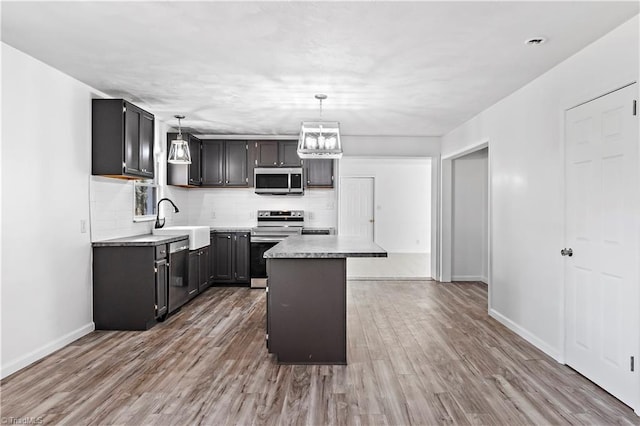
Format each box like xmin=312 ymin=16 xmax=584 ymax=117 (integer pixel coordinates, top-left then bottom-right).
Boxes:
xmin=254 ymin=167 xmax=304 ymax=195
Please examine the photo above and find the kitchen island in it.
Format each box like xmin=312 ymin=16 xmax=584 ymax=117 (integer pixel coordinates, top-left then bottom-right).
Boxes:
xmin=264 ymin=235 xmax=387 ymax=364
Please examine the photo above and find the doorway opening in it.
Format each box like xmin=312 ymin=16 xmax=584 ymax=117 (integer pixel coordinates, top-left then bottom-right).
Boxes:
xmin=437 ymin=141 xmax=490 ymax=293
xmin=338 ymin=157 xmax=432 ymax=280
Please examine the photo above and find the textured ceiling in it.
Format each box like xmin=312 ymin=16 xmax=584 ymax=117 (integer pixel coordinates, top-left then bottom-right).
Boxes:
xmin=2 ymin=1 xmax=638 ymax=136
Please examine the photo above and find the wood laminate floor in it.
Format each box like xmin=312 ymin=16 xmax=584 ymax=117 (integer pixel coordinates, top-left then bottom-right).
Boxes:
xmin=1 ymin=281 xmax=637 ymax=425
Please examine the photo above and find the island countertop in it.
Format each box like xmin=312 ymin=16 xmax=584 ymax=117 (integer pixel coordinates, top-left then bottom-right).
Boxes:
xmin=263 ymin=235 xmax=387 ymax=259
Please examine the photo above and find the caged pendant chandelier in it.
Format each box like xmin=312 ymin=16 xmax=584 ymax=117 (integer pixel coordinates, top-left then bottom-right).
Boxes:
xmin=167 ymin=114 xmax=192 ymax=164
xmin=298 ymin=94 xmax=342 ymax=159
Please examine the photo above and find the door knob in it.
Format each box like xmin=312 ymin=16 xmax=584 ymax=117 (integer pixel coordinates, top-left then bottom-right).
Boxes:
xmin=561 ymin=248 xmax=573 ymax=257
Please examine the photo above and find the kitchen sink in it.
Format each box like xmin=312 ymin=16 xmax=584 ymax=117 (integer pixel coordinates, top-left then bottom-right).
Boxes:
xmin=151 ymin=226 xmax=210 ymax=250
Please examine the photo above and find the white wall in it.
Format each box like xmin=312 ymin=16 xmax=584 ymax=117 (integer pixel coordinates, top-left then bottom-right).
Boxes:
xmin=452 ymin=149 xmax=488 ymax=281
xmin=340 ymin=158 xmax=431 ymax=253
xmin=441 ymin=16 xmax=639 ymax=360
xmin=1 ymin=44 xmax=95 ymax=377
xmin=342 ymin=135 xmax=440 ymax=157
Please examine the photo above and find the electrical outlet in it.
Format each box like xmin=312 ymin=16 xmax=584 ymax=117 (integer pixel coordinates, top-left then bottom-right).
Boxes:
xmin=308 ymin=212 xmax=314 ymax=220
xmin=80 ymin=219 xmax=87 ymax=234
xmin=416 ymin=239 xmax=420 ymax=245
xmin=210 ymin=211 xmax=216 ymax=219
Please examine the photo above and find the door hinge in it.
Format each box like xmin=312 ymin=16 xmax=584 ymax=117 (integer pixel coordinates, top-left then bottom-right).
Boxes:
xmin=154 ymin=267 xmax=158 ymax=273
xmin=633 ymin=100 xmax=637 ymax=116
xmin=265 ymin=286 xmax=269 ymax=293
xmin=246 ymin=177 xmax=248 ymax=183
xmin=265 ymin=334 xmax=269 ymax=341
xmin=631 ymin=356 xmax=635 ymax=372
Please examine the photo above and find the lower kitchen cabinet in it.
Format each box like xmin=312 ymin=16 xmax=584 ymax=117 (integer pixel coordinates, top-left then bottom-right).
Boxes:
xmin=188 ymin=246 xmax=210 ymax=298
xmin=93 ymin=244 xmax=170 ymax=330
xmin=210 ymin=231 xmax=250 ymax=284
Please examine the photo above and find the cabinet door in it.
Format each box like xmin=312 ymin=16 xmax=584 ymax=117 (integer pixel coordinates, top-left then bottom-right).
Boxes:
xmin=138 ymin=112 xmax=154 ymax=178
xmin=234 ymin=232 xmax=250 ymax=282
xmin=198 ymin=247 xmax=210 ymax=292
xmin=256 ymin=141 xmax=279 ymax=167
xmin=202 ymin=140 xmax=224 ymax=186
xmin=279 ymin=141 xmax=301 ymax=167
xmin=225 ymin=141 xmax=248 ymax=186
xmin=305 ymin=159 xmax=334 ymax=187
xmin=212 ymin=233 xmax=233 ymax=282
xmin=154 ymin=258 xmax=168 ymax=318
xmin=124 ymin=103 xmax=141 ymax=175
xmin=188 ymin=251 xmax=199 ymax=298
xmin=188 ymin=136 xmax=202 ymax=186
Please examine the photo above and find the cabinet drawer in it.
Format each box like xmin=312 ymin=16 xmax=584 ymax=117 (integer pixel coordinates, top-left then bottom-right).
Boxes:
xmin=156 ymin=244 xmax=168 ymax=260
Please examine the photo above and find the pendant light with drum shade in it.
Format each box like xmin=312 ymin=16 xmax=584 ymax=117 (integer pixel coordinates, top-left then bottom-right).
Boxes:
xmin=298 ymin=94 xmax=342 ymax=159
xmin=167 ymin=115 xmax=192 ymax=164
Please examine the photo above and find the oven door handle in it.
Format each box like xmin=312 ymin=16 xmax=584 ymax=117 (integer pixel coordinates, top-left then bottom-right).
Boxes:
xmin=250 ymin=236 xmax=287 ymax=243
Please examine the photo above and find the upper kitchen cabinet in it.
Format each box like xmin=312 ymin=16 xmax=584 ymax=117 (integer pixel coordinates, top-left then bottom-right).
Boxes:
xmin=167 ymin=133 xmax=202 ymax=187
xmin=201 ymin=140 xmax=224 ymax=186
xmin=92 ymin=99 xmax=155 ymax=179
xmin=253 ymin=141 xmax=301 ymax=167
xmin=279 ymin=141 xmax=301 ymax=167
xmin=225 ymin=141 xmax=249 ymax=186
xmin=305 ymin=159 xmax=334 ymax=188
xmin=172 ymin=140 xmax=248 ymax=188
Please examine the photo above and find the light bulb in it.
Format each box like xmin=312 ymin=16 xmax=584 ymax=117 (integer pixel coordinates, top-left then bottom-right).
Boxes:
xmin=326 ymin=137 xmax=336 ymax=149
xmin=305 ymin=136 xmax=318 ymax=149
xmin=317 ymin=135 xmax=325 ymax=149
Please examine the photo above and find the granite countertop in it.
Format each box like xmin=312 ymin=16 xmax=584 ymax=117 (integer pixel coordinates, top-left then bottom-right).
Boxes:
xmin=92 ymin=234 xmax=188 ymax=247
xmin=210 ymin=227 xmax=253 ymax=232
xmin=264 ymin=235 xmax=387 ymax=259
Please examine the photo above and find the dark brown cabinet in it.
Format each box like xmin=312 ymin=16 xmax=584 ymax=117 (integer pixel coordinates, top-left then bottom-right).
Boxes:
xmin=93 ymin=243 xmax=169 ymax=330
xmin=253 ymin=141 xmax=301 ymax=168
xmin=210 ymin=231 xmax=250 ymax=284
xmin=188 ymin=246 xmax=209 ymax=298
xmin=304 ymin=159 xmax=334 ymax=188
xmin=170 ymin=140 xmax=248 ymax=188
xmin=202 ymin=140 xmax=224 ymax=186
xmin=92 ymin=99 xmax=155 ymax=179
xmin=225 ymin=142 xmax=249 ymax=186
xmin=166 ymin=133 xmax=202 ymax=186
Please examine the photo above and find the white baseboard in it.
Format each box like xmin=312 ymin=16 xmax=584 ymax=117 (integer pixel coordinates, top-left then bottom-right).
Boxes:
xmin=451 ymin=275 xmax=484 ymax=282
xmin=480 ymin=276 xmax=488 ymax=284
xmin=1 ymin=322 xmax=95 ymax=379
xmin=488 ymin=308 xmax=563 ymax=363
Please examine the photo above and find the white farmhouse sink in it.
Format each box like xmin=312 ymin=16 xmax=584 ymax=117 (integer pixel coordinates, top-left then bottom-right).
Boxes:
xmin=152 ymin=226 xmax=210 ymax=250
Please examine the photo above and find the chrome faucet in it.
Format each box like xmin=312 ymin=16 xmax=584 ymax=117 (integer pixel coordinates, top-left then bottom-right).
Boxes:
xmin=155 ymin=198 xmax=180 ymax=229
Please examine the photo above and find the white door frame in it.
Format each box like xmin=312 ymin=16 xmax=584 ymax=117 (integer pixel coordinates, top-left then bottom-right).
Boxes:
xmin=438 ymin=141 xmax=491 ymax=295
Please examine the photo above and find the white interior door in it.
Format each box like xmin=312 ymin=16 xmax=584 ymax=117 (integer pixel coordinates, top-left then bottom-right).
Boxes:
xmin=564 ymin=83 xmax=639 ymax=408
xmin=339 ymin=177 xmax=374 ymax=240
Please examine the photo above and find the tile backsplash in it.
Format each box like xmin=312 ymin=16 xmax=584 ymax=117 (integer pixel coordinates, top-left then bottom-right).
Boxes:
xmin=90 ymin=176 xmax=335 ymax=241
xmin=89 ymin=176 xmax=188 ymax=241
xmin=187 ymin=188 xmax=337 ymax=228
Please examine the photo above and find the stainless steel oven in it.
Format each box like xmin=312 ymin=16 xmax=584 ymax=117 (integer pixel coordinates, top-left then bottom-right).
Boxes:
xmin=250 ymin=210 xmax=304 ymax=288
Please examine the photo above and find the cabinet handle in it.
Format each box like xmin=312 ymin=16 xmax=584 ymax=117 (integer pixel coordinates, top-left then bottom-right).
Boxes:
xmin=227 ymin=236 xmax=231 ymax=239
xmin=226 ymin=180 xmax=229 ymax=184
xmin=273 ymin=162 xmax=277 ymax=165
